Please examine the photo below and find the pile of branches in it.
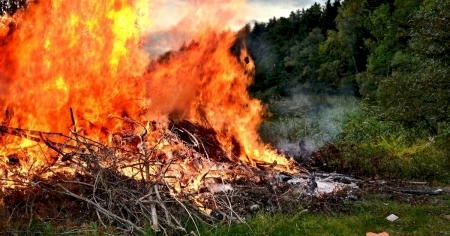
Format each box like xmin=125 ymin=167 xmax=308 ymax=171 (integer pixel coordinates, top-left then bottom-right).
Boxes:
xmin=0 ymin=118 xmax=308 ymax=234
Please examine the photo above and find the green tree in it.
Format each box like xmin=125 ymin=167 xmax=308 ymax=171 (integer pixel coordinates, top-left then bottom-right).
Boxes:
xmin=359 ymin=0 xmax=423 ymax=99
xmin=321 ymin=0 xmax=341 ymax=33
xmin=284 ymin=28 xmax=325 ymax=83
xmin=317 ymin=0 xmax=372 ymax=93
xmin=377 ymin=0 xmax=450 ymax=135
xmin=302 ymin=3 xmax=323 ymax=33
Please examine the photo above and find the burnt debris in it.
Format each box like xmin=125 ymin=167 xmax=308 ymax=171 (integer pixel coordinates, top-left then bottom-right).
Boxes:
xmin=0 ymin=0 xmax=27 ymax=16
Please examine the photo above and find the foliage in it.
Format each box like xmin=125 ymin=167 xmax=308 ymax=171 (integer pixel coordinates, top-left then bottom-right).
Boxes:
xmin=376 ymin=0 xmax=450 ymax=134
xmin=330 ymin=106 xmax=450 ymax=182
xmin=284 ymin=28 xmax=325 ymax=83
xmin=250 ymin=0 xmax=450 ymax=181
xmin=247 ymin=0 xmax=342 ymax=96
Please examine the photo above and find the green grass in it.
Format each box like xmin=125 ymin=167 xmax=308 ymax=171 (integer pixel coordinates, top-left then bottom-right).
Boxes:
xmin=190 ymin=195 xmax=450 ymax=236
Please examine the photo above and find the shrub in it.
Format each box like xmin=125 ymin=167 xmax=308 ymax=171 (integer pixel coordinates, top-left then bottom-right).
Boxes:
xmin=324 ymin=105 xmax=450 ymax=182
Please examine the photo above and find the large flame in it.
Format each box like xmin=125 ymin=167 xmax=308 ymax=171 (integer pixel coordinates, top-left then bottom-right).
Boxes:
xmin=0 ymin=0 xmax=290 ymax=170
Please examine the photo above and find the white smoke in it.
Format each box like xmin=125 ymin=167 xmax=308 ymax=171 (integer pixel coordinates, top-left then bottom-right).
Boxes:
xmin=261 ymin=87 xmax=359 ymax=163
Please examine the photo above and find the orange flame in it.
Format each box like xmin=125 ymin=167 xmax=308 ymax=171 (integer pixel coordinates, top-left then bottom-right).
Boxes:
xmin=0 ymin=0 xmax=291 ymax=169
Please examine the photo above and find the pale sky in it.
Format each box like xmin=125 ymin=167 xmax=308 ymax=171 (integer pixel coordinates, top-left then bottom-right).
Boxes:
xmin=247 ymin=0 xmax=322 ymax=23
xmin=149 ymin=0 xmax=323 ymax=30
xmin=145 ymin=0 xmax=324 ymax=57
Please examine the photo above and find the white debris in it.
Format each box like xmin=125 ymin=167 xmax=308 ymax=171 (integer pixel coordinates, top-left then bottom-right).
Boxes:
xmin=434 ymin=188 xmax=443 ymax=194
xmin=287 ymin=178 xmax=308 ymax=185
xmin=316 ymin=181 xmax=339 ymax=194
xmin=386 ymin=214 xmax=399 ymax=222
xmin=249 ymin=204 xmax=260 ymax=211
xmin=208 ymin=183 xmax=233 ymax=193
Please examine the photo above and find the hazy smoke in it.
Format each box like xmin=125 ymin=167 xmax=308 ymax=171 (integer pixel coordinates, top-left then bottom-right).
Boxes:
xmin=268 ymin=86 xmax=359 ymax=163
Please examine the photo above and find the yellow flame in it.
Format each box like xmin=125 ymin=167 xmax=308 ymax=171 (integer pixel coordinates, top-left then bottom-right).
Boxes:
xmin=55 ymin=76 xmax=69 ymax=92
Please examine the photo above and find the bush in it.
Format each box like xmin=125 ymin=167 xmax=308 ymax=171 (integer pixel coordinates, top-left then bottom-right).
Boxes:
xmin=319 ymin=105 xmax=450 ymax=182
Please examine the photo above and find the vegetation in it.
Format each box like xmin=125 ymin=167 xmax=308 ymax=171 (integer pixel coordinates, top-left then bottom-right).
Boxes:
xmin=195 ymin=196 xmax=450 ymax=236
xmin=318 ymin=106 xmax=450 ymax=182
xmin=259 ymin=93 xmax=358 ymax=149
xmin=16 ymin=194 xmax=450 ymax=235
xmin=248 ymin=0 xmax=450 ymax=183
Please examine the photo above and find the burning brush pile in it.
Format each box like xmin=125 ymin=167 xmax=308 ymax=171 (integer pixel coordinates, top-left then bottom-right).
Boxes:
xmin=0 ymin=0 xmax=358 ymax=234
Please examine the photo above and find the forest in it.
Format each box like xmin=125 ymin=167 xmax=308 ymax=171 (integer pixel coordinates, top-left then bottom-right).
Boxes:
xmin=247 ymin=0 xmax=450 ymax=182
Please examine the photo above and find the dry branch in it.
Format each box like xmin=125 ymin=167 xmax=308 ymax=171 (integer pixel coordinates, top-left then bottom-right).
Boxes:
xmin=55 ymin=183 xmax=146 ymax=234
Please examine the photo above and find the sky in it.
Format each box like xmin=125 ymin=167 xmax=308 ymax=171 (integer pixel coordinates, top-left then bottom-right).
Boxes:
xmin=247 ymin=0 xmax=323 ymax=23
xmin=149 ymin=0 xmax=324 ymax=30
xmin=145 ymin=0 xmax=324 ymax=57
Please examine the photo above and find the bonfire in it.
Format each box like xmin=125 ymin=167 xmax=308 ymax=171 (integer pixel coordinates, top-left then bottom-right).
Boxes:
xmin=0 ymin=1 xmax=357 ymax=234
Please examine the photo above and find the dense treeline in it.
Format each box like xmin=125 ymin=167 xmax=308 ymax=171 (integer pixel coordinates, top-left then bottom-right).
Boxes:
xmin=247 ymin=0 xmax=342 ymax=95
xmin=250 ymin=0 xmax=450 ymax=181
xmin=247 ymin=0 xmax=449 ymax=136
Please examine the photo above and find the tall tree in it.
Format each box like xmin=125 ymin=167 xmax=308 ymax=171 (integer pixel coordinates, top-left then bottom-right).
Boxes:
xmin=321 ymin=0 xmax=341 ymax=33
xmin=302 ymin=3 xmax=323 ymax=33
xmin=358 ymin=0 xmax=423 ymax=99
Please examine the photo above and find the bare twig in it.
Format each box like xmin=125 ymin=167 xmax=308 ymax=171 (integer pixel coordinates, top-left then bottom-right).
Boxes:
xmin=55 ymin=183 xmax=146 ymax=235
xmin=0 ymin=119 xmax=312 ymax=235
